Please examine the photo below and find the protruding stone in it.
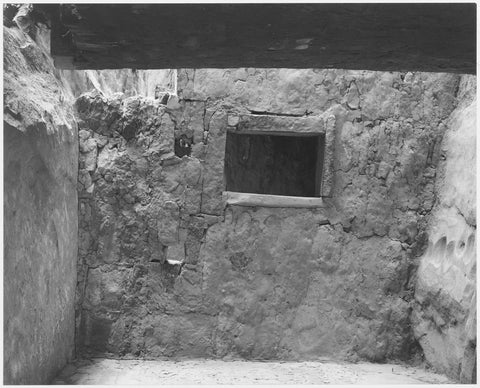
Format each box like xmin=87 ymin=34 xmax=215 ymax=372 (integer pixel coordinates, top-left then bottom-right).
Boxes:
xmin=166 ymin=95 xmax=182 ymax=110
xmin=227 ymin=115 xmax=239 ymax=127
xmin=346 ymin=82 xmax=360 ymax=110
xmin=80 ymin=138 xmax=98 ymax=172
xmin=166 ymin=243 xmax=186 ymax=264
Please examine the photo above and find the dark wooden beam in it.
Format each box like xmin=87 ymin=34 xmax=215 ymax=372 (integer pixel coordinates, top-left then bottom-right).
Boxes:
xmin=49 ymin=3 xmax=476 ymax=73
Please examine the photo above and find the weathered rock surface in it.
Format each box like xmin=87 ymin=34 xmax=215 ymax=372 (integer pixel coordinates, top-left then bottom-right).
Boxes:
xmin=60 ymin=69 xmax=176 ymax=99
xmin=412 ymin=75 xmax=476 ymax=383
xmin=76 ymin=68 xmax=465 ymax=367
xmin=3 ymin=26 xmax=78 ymax=384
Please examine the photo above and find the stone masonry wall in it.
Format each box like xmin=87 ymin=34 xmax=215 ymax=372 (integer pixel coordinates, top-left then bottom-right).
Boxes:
xmin=76 ymin=69 xmax=461 ymax=364
xmin=412 ymin=75 xmax=476 ymax=383
xmin=4 ymin=26 xmax=78 ymax=384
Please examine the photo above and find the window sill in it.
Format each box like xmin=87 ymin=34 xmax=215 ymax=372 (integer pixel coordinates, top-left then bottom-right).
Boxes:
xmin=223 ymin=191 xmax=326 ymax=208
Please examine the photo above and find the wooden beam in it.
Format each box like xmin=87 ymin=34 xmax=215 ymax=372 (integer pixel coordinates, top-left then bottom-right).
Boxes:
xmin=50 ymin=3 xmax=476 ymax=73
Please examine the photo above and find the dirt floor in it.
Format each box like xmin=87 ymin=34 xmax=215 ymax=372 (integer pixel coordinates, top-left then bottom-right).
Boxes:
xmin=53 ymin=358 xmax=453 ymax=385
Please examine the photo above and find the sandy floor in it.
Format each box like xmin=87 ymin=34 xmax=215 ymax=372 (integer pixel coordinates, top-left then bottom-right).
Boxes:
xmin=53 ymin=358 xmax=453 ymax=385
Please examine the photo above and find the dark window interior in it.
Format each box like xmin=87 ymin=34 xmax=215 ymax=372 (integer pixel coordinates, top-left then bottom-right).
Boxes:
xmin=224 ymin=131 xmax=324 ymax=197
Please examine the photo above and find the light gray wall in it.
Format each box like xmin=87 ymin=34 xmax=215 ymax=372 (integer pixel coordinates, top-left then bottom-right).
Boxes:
xmin=4 ymin=26 xmax=78 ymax=384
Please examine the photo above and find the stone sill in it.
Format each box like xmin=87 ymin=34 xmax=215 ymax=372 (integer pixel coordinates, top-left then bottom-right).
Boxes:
xmin=223 ymin=191 xmax=326 ymax=208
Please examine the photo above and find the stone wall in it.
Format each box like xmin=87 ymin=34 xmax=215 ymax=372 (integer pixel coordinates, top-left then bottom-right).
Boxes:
xmin=3 ymin=26 xmax=78 ymax=384
xmin=412 ymin=75 xmax=476 ymax=383
xmin=76 ymin=69 xmax=461 ymax=364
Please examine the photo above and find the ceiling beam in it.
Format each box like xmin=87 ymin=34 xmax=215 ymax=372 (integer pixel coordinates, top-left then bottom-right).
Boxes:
xmin=49 ymin=3 xmax=476 ymax=73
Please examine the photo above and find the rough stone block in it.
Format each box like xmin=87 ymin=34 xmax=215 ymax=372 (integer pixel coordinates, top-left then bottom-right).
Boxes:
xmin=166 ymin=243 xmax=186 ymax=264
xmin=236 ymin=114 xmax=325 ymax=134
xmin=157 ymin=201 xmax=180 ymax=245
xmin=201 ymin=110 xmax=227 ymax=215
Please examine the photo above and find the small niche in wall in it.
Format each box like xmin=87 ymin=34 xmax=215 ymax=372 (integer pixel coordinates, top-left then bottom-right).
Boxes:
xmin=224 ymin=131 xmax=325 ymax=197
xmin=174 ymin=134 xmax=193 ymax=157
